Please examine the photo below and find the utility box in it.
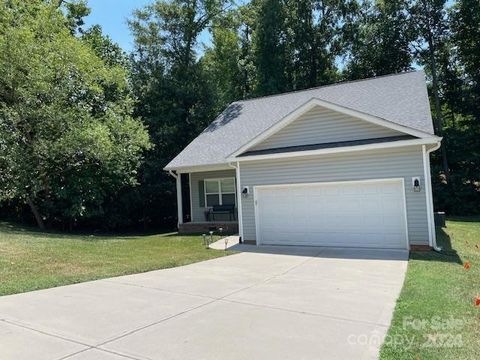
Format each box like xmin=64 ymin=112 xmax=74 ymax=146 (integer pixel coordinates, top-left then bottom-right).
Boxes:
xmin=434 ymin=212 xmax=446 ymax=228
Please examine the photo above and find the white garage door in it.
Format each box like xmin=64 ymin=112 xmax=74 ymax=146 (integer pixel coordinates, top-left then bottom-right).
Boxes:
xmin=255 ymin=179 xmax=408 ymax=249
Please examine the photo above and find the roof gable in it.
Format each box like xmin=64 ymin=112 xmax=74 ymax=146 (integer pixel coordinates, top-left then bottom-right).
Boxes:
xmin=248 ymin=105 xmax=403 ymax=152
xmin=236 ymin=101 xmax=420 ymax=157
xmin=165 ymin=71 xmax=436 ymax=170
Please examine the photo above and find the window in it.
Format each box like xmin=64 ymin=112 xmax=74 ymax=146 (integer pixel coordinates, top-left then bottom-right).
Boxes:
xmin=204 ymin=178 xmax=236 ymax=207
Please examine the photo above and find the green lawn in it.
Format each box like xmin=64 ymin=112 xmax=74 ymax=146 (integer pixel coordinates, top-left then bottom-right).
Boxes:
xmin=380 ymin=218 xmax=480 ymax=360
xmin=0 ymin=222 xmax=233 ymax=296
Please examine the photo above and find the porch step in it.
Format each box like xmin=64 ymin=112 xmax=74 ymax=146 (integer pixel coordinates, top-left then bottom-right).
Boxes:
xmin=178 ymin=222 xmax=239 ymax=234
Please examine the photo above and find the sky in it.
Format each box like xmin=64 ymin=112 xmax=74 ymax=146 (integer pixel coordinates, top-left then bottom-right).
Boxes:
xmin=84 ymin=0 xmax=152 ymax=52
xmin=84 ymin=0 xmax=212 ymax=53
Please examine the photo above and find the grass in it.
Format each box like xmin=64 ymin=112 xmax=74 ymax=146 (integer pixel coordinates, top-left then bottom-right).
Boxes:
xmin=0 ymin=222 xmax=234 ymax=296
xmin=380 ymin=218 xmax=480 ymax=360
xmin=2 ymin=219 xmax=479 ymax=359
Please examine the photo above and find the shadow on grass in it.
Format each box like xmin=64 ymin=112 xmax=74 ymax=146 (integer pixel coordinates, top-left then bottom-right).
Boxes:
xmin=163 ymin=232 xmax=237 ymax=238
xmin=0 ymin=221 xmax=66 ymax=238
xmin=446 ymin=216 xmax=480 ymax=223
xmin=0 ymin=221 xmax=177 ymax=242
xmin=410 ymin=227 xmax=462 ymax=265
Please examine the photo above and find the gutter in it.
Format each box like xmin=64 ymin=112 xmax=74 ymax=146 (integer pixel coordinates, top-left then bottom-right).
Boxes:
xmin=423 ymin=142 xmax=442 ymax=252
xmin=227 ymin=137 xmax=441 ymax=163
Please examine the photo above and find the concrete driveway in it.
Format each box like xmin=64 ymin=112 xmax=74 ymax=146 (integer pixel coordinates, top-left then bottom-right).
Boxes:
xmin=0 ymin=245 xmax=408 ymax=360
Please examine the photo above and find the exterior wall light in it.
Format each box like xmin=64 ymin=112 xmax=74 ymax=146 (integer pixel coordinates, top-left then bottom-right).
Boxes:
xmin=412 ymin=177 xmax=421 ymax=192
xmin=242 ymin=186 xmax=249 ymax=197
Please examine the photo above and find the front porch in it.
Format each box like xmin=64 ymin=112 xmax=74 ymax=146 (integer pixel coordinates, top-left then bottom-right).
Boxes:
xmin=172 ymin=168 xmax=241 ymax=237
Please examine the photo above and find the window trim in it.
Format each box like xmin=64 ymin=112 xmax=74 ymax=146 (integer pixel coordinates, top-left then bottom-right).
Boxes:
xmin=204 ymin=177 xmax=236 ymax=207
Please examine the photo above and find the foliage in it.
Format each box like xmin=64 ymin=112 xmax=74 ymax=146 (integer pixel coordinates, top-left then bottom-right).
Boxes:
xmin=253 ymin=0 xmax=288 ymax=95
xmin=0 ymin=0 xmax=150 ymax=229
xmin=343 ymin=0 xmax=414 ymax=79
xmin=81 ymin=25 xmax=130 ymax=68
xmin=125 ymin=0 xmax=229 ymax=229
xmin=202 ymin=7 xmax=249 ymax=109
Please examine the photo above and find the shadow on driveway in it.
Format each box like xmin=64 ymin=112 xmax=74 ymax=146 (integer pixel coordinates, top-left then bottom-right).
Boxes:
xmin=213 ymin=236 xmax=409 ymax=261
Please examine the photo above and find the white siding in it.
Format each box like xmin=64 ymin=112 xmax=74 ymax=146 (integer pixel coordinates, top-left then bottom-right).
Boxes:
xmin=190 ymin=169 xmax=236 ymax=222
xmin=251 ymin=105 xmax=402 ymax=151
xmin=239 ymin=146 xmax=429 ymax=245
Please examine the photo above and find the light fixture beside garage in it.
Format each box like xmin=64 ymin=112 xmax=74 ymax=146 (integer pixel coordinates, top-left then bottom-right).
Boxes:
xmin=412 ymin=177 xmax=421 ymax=192
xmin=242 ymin=186 xmax=249 ymax=197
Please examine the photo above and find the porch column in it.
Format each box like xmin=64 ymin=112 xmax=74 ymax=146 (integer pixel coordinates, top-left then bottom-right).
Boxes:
xmin=176 ymin=173 xmax=183 ymax=226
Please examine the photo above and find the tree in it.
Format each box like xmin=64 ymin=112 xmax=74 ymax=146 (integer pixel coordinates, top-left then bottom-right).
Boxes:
xmin=61 ymin=0 xmax=91 ymax=34
xmin=253 ymin=0 xmax=288 ymax=95
xmin=283 ymin=0 xmax=317 ymax=89
xmin=343 ymin=0 xmax=414 ymax=80
xmin=81 ymin=25 xmax=129 ymax=68
xmin=128 ymin=0 xmax=230 ymax=228
xmin=431 ymin=0 xmax=480 ymax=215
xmin=202 ymin=3 xmax=258 ymax=108
xmin=254 ymin=0 xmax=354 ymax=94
xmin=410 ymin=0 xmax=450 ymax=179
xmin=451 ymin=0 xmax=480 ymax=116
xmin=203 ymin=9 xmax=244 ymax=110
xmin=0 ymin=0 xmax=150 ymax=229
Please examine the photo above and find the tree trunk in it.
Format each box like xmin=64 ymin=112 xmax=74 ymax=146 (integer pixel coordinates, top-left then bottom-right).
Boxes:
xmin=26 ymin=196 xmax=45 ymax=230
xmin=428 ymin=40 xmax=450 ymax=181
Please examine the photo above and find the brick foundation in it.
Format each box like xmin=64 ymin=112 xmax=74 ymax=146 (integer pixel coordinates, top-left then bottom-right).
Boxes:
xmin=410 ymin=244 xmax=432 ymax=252
xmin=178 ymin=222 xmax=238 ymax=234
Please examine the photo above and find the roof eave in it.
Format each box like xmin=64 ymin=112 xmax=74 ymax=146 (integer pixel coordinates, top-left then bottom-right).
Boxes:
xmin=163 ymin=162 xmax=233 ymax=174
xmin=226 ymin=136 xmax=442 ymax=163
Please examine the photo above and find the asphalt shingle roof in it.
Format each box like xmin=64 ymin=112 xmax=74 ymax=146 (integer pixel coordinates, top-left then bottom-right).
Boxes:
xmin=165 ymin=71 xmax=434 ymax=170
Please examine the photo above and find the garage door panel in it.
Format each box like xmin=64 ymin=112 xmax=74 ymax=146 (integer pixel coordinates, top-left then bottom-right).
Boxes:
xmin=360 ymin=183 xmax=380 ymax=195
xmin=256 ymin=180 xmax=407 ymax=249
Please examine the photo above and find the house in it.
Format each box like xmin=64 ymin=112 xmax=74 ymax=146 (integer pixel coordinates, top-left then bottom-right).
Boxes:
xmin=164 ymin=71 xmax=441 ymax=250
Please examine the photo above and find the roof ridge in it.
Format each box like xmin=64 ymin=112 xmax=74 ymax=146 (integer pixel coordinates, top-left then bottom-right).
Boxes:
xmin=234 ymin=70 xmax=422 ymax=104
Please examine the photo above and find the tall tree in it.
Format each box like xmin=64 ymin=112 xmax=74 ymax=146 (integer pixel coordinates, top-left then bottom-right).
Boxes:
xmin=433 ymin=0 xmax=480 ymax=214
xmin=343 ymin=0 xmax=414 ymax=80
xmin=451 ymin=0 xmax=480 ymax=116
xmin=203 ymin=9 xmax=244 ymax=110
xmin=0 ymin=0 xmax=150 ymax=229
xmin=284 ymin=0 xmax=317 ymax=89
xmin=253 ymin=0 xmax=288 ymax=95
xmin=410 ymin=0 xmax=450 ymax=179
xmin=237 ymin=3 xmax=257 ymax=98
xmin=128 ymin=0 xmax=229 ymax=227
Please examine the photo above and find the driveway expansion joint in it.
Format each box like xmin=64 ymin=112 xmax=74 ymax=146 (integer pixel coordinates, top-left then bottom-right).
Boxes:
xmin=57 ymin=347 xmax=144 ymax=360
xmin=102 ymin=279 xmax=217 ymax=301
xmin=1 ymin=318 xmax=93 ymax=348
xmin=219 ymin=298 xmax=390 ymax=328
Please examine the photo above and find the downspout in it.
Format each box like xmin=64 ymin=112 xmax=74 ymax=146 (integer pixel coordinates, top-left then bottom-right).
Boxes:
xmin=229 ymin=162 xmax=244 ymax=243
xmin=423 ymin=143 xmax=442 ymax=252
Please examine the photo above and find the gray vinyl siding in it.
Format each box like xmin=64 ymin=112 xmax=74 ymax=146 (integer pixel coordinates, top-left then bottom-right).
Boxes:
xmin=239 ymin=146 xmax=429 ymax=245
xmin=190 ymin=169 xmax=236 ymax=222
xmin=251 ymin=106 xmax=402 ymax=151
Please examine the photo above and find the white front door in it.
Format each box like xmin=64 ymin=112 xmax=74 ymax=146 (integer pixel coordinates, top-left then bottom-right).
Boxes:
xmin=255 ymin=179 xmax=408 ymax=249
